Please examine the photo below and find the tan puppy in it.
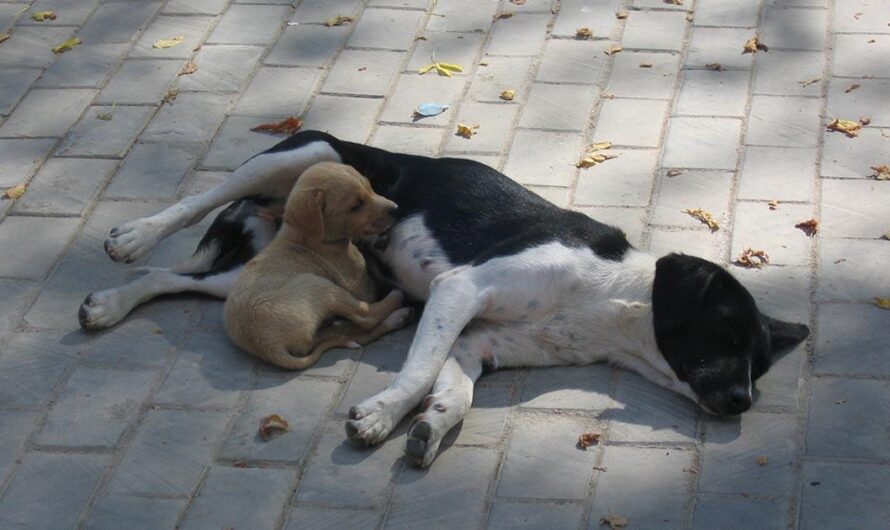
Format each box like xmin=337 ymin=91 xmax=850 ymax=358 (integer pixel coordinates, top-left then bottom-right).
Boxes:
xmin=224 ymin=162 xmax=410 ymax=369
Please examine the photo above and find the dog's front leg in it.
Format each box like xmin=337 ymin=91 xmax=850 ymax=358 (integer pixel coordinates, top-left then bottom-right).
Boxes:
xmin=346 ymin=267 xmax=488 ymax=446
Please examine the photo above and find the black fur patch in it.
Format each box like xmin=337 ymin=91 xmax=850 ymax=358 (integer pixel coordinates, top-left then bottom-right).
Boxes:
xmin=189 ymin=197 xmax=274 ymax=279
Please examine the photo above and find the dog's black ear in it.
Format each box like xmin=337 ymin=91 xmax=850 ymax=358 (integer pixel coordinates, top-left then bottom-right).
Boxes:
xmin=285 ymin=189 xmax=325 ymax=242
xmin=764 ymin=314 xmax=809 ymax=354
xmin=653 ymin=253 xmax=721 ymax=335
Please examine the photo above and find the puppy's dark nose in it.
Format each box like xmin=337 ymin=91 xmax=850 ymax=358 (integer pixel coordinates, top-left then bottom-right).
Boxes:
xmin=724 ymin=387 xmax=752 ymax=416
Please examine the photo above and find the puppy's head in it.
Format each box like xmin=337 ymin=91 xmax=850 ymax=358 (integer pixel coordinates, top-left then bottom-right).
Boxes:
xmin=284 ymin=162 xmax=398 ymax=244
xmin=652 ymin=253 xmax=809 ymax=417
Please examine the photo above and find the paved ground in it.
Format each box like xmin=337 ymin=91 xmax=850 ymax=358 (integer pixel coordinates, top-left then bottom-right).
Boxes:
xmin=1 ymin=0 xmax=889 ymax=528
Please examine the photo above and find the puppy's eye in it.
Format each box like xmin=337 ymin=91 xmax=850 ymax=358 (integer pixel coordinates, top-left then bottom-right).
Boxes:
xmin=350 ymin=199 xmax=365 ymax=212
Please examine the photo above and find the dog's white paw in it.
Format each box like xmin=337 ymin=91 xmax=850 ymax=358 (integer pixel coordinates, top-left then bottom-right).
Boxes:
xmin=345 ymin=402 xmax=397 ymax=446
xmin=104 ymin=219 xmax=162 ymax=264
xmin=405 ymin=417 xmax=441 ymax=468
xmin=78 ymin=289 xmax=133 ymax=330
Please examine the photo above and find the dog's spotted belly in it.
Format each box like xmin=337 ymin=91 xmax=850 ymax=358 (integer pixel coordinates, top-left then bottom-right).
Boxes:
xmin=376 ymin=214 xmax=454 ymax=301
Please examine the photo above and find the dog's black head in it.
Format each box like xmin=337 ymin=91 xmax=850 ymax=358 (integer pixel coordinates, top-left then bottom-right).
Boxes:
xmin=652 ymin=253 xmax=809 ymax=416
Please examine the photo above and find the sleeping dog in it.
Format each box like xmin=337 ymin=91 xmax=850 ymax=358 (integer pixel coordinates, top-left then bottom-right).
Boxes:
xmin=82 ymin=130 xmax=809 ymax=467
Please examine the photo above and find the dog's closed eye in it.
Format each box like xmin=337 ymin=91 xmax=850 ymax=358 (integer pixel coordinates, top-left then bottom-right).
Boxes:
xmin=350 ymin=199 xmax=365 ymax=212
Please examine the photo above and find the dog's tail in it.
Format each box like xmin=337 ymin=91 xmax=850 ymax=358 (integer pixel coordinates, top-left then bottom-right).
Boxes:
xmin=263 ymin=337 xmax=361 ymax=370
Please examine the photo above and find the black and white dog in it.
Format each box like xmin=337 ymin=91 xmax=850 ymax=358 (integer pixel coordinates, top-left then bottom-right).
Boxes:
xmin=81 ymin=131 xmax=809 ymax=467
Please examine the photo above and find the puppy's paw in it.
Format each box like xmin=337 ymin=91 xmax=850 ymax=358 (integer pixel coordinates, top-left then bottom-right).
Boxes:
xmin=405 ymin=416 xmax=441 ymax=468
xmin=104 ymin=219 xmax=161 ymax=263
xmin=345 ymin=402 xmax=396 ymax=446
xmin=383 ymin=289 xmax=405 ymax=307
xmin=78 ymin=290 xmax=131 ymax=330
xmin=382 ymin=307 xmax=415 ymax=332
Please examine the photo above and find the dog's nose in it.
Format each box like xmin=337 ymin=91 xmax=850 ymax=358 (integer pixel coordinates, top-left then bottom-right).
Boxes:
xmin=724 ymin=386 xmax=752 ymax=415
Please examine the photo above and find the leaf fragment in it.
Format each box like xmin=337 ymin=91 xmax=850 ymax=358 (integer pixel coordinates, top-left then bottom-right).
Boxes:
xmin=493 ymin=11 xmax=514 ymax=20
xmin=152 ymin=36 xmax=184 ymax=49
xmin=161 ymin=88 xmax=179 ymax=104
xmin=258 ymin=414 xmax=289 ymax=440
xmin=756 ymin=455 xmax=769 ymax=466
xmin=664 ymin=0 xmax=683 ymax=4
xmin=705 ymin=62 xmax=724 ymax=71
xmin=4 ymin=183 xmax=26 ymax=200
xmin=324 ymin=15 xmax=354 ymax=27
xmin=418 ymin=61 xmax=464 ymax=77
xmin=456 ymin=123 xmax=479 ymax=139
xmin=871 ymin=165 xmax=890 ymax=180
xmin=604 ymin=44 xmax=623 ymax=55
xmin=576 ymin=27 xmax=593 ymax=39
xmin=682 ymin=207 xmax=720 ymax=231
xmin=639 ymin=62 xmax=653 ymax=68
xmin=179 ymin=61 xmax=198 ymax=75
xmin=499 ymin=89 xmax=516 ymax=101
xmin=51 ymin=37 xmax=81 ymax=54
xmin=795 ymin=218 xmax=819 ymax=237
xmin=768 ymin=199 xmax=779 ymax=210
xmin=874 ymin=297 xmax=890 ymax=310
xmin=510 ymin=0 xmax=527 ymax=4
xmin=881 ymin=231 xmax=890 ymax=240
xmin=859 ymin=116 xmax=871 ymax=126
xmin=616 ymin=10 xmax=629 ymax=19
xmin=742 ymin=36 xmax=769 ymax=54
xmin=251 ymin=116 xmax=303 ymax=135
xmin=826 ymin=119 xmax=862 ymax=138
xmin=735 ymin=248 xmax=770 ymax=269
xmin=600 ymin=515 xmax=628 ymax=529
xmin=577 ymin=431 xmax=601 ymax=449
xmin=0 ymin=33 xmax=9 ymax=45
xmin=31 ymin=10 xmax=57 ymax=21
xmin=798 ymin=77 xmax=820 ymax=87
xmin=845 ymin=83 xmax=860 ymax=93
xmin=667 ymin=169 xmax=683 ymax=177
xmin=576 ymin=142 xmax=618 ymax=168
xmin=413 ymin=102 xmax=449 ymax=119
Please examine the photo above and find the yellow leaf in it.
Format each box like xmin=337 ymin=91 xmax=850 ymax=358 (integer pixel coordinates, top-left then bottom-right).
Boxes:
xmin=826 ymin=119 xmax=862 ymax=138
xmin=456 ymin=123 xmax=479 ymax=139
xmin=768 ymin=199 xmax=779 ymax=210
xmin=874 ymin=297 xmax=890 ymax=310
xmin=576 ymin=27 xmax=593 ymax=39
xmin=591 ymin=141 xmax=612 ymax=150
xmin=4 ymin=183 xmax=26 ymax=200
xmin=418 ymin=61 xmax=464 ymax=77
xmin=437 ymin=62 xmax=464 ymax=73
xmin=418 ymin=63 xmax=436 ymax=74
xmin=51 ymin=37 xmax=81 ymax=54
xmin=0 ymin=33 xmax=10 ymax=45
xmin=742 ymin=36 xmax=768 ymax=54
xmin=604 ymin=45 xmax=623 ymax=55
xmin=683 ymin=207 xmax=720 ymax=231
xmin=499 ymin=89 xmax=516 ymax=101
xmin=324 ymin=15 xmax=354 ymax=27
xmin=31 ymin=10 xmax=57 ymax=21
xmin=152 ymin=36 xmax=184 ymax=49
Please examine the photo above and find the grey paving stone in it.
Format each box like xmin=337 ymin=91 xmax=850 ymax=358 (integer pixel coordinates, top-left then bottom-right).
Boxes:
xmin=486 ymin=13 xmax=549 ymax=56
xmin=348 ymin=7 xmax=422 ymax=50
xmin=164 ymin=0 xmax=228 ymax=15
xmin=208 ymin=4 xmax=289 ymax=46
xmin=266 ymin=25 xmax=349 ymax=68
xmin=488 ymin=501 xmax=584 ymax=530
xmin=576 ymin=206 xmax=648 ymax=248
xmin=0 ymin=453 xmax=109 ymax=529
xmin=0 ymin=409 xmax=39 ymax=481
xmin=754 ymin=51 xmax=825 ymax=97
xmin=817 ymin=239 xmax=890 ymax=302
xmin=648 ymin=228 xmax=722 ymax=262
xmin=737 ymin=146 xmax=817 ymax=202
xmin=800 ymin=462 xmax=890 ymax=529
xmin=590 ymin=446 xmax=692 ymax=528
xmin=407 ymin=32 xmax=485 ymax=73
xmin=108 ymin=409 xmax=230 ymax=496
xmin=746 ymin=95 xmax=822 ymax=147
xmin=807 ymin=377 xmax=890 ymax=460
xmin=821 ymin=179 xmax=888 ymax=239
xmin=291 ymin=0 xmax=362 ymax=24
xmin=634 ymin=0 xmax=689 ymax=8
xmin=731 ymin=202 xmax=814 ymax=266
xmin=604 ymin=51 xmax=680 ymax=99
xmin=537 ymin=40 xmax=607 ymax=85
xmin=0 ymin=3 xmax=26 ymax=32
xmin=131 ymin=15 xmax=214 ymax=59
xmin=178 ymin=45 xmax=264 ymax=92
xmin=731 ymin=265 xmax=811 ymax=324
xmin=467 ymin=56 xmax=534 ymax=103
xmin=220 ymin=376 xmax=339 ymax=462
xmin=815 ymin=304 xmax=890 ymax=377
xmin=519 ymin=83 xmax=596 ymax=131
xmin=686 ymin=27 xmax=755 ymax=70
xmin=0 ymin=331 xmax=87 ymax=408
xmin=700 ymin=412 xmax=796 ymax=495
xmin=296 ymin=420 xmax=406 ymax=508
xmin=0 ymin=216 xmax=79 ymax=279
xmin=0 ymin=138 xmax=56 ymax=188
xmin=203 ymin=116 xmax=285 ymax=169
xmin=0 ymin=68 xmax=40 ymax=116
xmin=761 ymin=7 xmax=827 ymax=51
xmin=453 ymin=384 xmax=511 ymax=446
xmin=85 ymin=495 xmax=186 ymax=530
xmin=593 ymin=98 xmax=669 ymax=148
xmin=56 ymin=105 xmax=153 ymax=158
xmin=371 ymin=125 xmax=443 ymax=157
xmin=98 ymin=59 xmax=181 ymax=105
xmin=623 ymin=10 xmax=688 ymax=51
xmin=13 ymin=158 xmax=116 ymax=216
xmin=104 ymin=141 xmax=201 ymax=199
xmin=17 ymin=0 xmax=99 ymax=27
xmin=521 ymin=365 xmax=613 ymax=410
xmin=37 ymin=43 xmax=128 ymax=89
xmin=821 ymin=128 xmax=890 ymax=179
xmin=378 ymin=74 xmax=468 ymax=126
xmin=609 ymin=370 xmax=699 ymax=443
xmin=676 ymin=69 xmax=750 ymax=117
xmin=427 ymin=0 xmax=497 ymax=32
xmin=833 ymin=34 xmax=890 ymax=78
xmin=552 ymin=0 xmax=619 ymax=39
xmin=368 ymin=0 xmax=430 ymax=7
xmin=181 ymin=466 xmax=294 ymax=530
xmin=322 ymin=49 xmax=404 ymax=96
xmin=286 ymin=507 xmax=381 ymax=530
xmin=444 ymin=102 xmax=517 ymax=153
xmin=154 ymin=327 xmax=255 ymax=409
xmin=388 ymin=446 xmax=497 ymax=529
xmin=140 ymin=93 xmax=233 ymax=144
xmin=827 ymin=78 xmax=890 ymax=129
xmin=694 ymin=0 xmax=761 ymax=27
xmin=662 ymin=117 xmax=742 ymax=169
xmin=37 ymin=366 xmax=156 ymax=447
xmin=0 ymin=280 xmax=37 ymax=335
xmin=503 ymin=130 xmax=582 ymax=187
xmin=650 ymin=170 xmax=733 ymax=228
xmin=693 ymin=495 xmax=787 ymax=530
xmin=300 ymin=95 xmax=384 ymax=144
xmin=77 ymin=1 xmax=162 ymax=44
xmin=0 ymin=88 xmax=96 ymax=138
xmin=498 ymin=413 xmax=599 ymax=499
xmin=335 ymin=326 xmax=413 ymax=415
xmin=834 ymin=0 xmax=890 ymax=33
xmin=0 ymin=26 xmax=75 ymax=68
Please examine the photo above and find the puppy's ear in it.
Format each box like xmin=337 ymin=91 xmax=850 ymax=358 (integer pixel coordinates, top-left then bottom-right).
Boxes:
xmin=285 ymin=189 xmax=325 ymax=242
xmin=764 ymin=314 xmax=809 ymax=354
xmin=653 ymin=253 xmax=720 ymax=335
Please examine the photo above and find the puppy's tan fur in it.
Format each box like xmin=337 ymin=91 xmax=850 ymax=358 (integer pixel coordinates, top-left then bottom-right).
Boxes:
xmin=224 ymin=162 xmax=408 ymax=369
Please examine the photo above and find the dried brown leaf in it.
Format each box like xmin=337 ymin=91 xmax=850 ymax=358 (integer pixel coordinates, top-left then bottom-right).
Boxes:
xmin=705 ymin=63 xmax=724 ymax=71
xmin=0 ymin=33 xmax=10 ymax=45
xmin=161 ymin=88 xmax=179 ymax=104
xmin=682 ymin=207 xmax=720 ymax=231
xmin=494 ymin=11 xmax=514 ymax=20
xmin=881 ymin=231 xmax=890 ymax=241
xmin=735 ymin=248 xmax=770 ymax=269
xmin=616 ymin=10 xmax=629 ymax=19
xmin=742 ymin=36 xmax=769 ymax=54
xmin=577 ymin=432 xmax=601 ymax=449
xmin=795 ymin=218 xmax=819 ymax=237
xmin=179 ymin=61 xmax=198 ymax=75
xmin=258 ymin=414 xmax=290 ymax=440
xmin=639 ymin=62 xmax=653 ymax=68
xmin=845 ymin=83 xmax=860 ymax=93
xmin=31 ymin=10 xmax=57 ymax=21
xmin=324 ymin=15 xmax=354 ymax=27
xmin=4 ymin=183 xmax=26 ymax=200
xmin=667 ymin=169 xmax=683 ymax=177
xmin=664 ymin=0 xmax=683 ymax=4
xmin=499 ymin=89 xmax=516 ymax=101
xmin=52 ymin=37 xmax=81 ymax=54
xmin=756 ymin=455 xmax=769 ymax=466
xmin=251 ymin=116 xmax=303 ymax=135
xmin=875 ymin=297 xmax=890 ymax=310
xmin=456 ymin=123 xmax=479 ymax=139
xmin=826 ymin=119 xmax=862 ymax=138
xmin=576 ymin=27 xmax=593 ymax=39
xmin=874 ymin=165 xmax=890 ymax=180
xmin=600 ymin=515 xmax=628 ymax=529
xmin=604 ymin=44 xmax=623 ymax=55
xmin=768 ymin=199 xmax=779 ymax=210
xmin=152 ymin=36 xmax=184 ymax=49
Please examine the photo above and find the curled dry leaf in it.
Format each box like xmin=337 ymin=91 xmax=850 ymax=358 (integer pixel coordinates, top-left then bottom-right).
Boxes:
xmin=798 ymin=77 xmax=820 ymax=87
xmin=705 ymin=63 xmax=724 ymax=71
xmin=881 ymin=231 xmax=890 ymax=241
xmin=493 ymin=11 xmax=514 ymax=20
xmin=577 ymin=432 xmax=601 ymax=450
xmin=795 ymin=218 xmax=819 ymax=237
xmin=639 ymin=62 xmax=653 ymax=68
xmin=604 ymin=44 xmax=623 ymax=55
xmin=845 ymin=83 xmax=860 ymax=93
xmin=179 ymin=61 xmax=198 ymax=75
xmin=325 ymin=15 xmax=354 ymax=27
xmin=576 ymin=27 xmax=593 ymax=39
xmin=96 ymin=102 xmax=115 ymax=121
xmin=600 ymin=515 xmax=629 ymax=529
xmin=251 ymin=116 xmax=303 ymax=135
xmin=756 ymin=455 xmax=769 ymax=466
xmin=742 ymin=36 xmax=769 ymax=54
xmin=4 ymin=183 xmax=26 ymax=200
xmin=0 ymin=33 xmax=10 ymax=45
xmin=31 ymin=10 xmax=57 ymax=21
xmin=418 ymin=62 xmax=464 ymax=77
xmin=576 ymin=142 xmax=618 ymax=168
xmin=682 ymin=207 xmax=720 ymax=231
xmin=664 ymin=0 xmax=683 ymax=5
xmin=152 ymin=36 xmax=184 ymax=49
xmin=667 ymin=169 xmax=683 ymax=177
xmin=735 ymin=248 xmax=770 ymax=269
xmin=161 ymin=88 xmax=179 ymax=104
xmin=499 ymin=89 xmax=516 ymax=101
xmin=456 ymin=123 xmax=479 ymax=139
xmin=768 ymin=199 xmax=779 ymax=210
xmin=872 ymin=165 xmax=890 ymax=180
xmin=826 ymin=119 xmax=862 ymax=138
xmin=258 ymin=414 xmax=290 ymax=440
xmin=874 ymin=297 xmax=890 ymax=310
xmin=52 ymin=37 xmax=81 ymax=54
xmin=616 ymin=10 xmax=629 ymax=19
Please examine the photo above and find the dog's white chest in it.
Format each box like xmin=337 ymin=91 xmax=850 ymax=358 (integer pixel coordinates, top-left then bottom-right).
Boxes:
xmin=378 ymin=214 xmax=454 ymax=300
